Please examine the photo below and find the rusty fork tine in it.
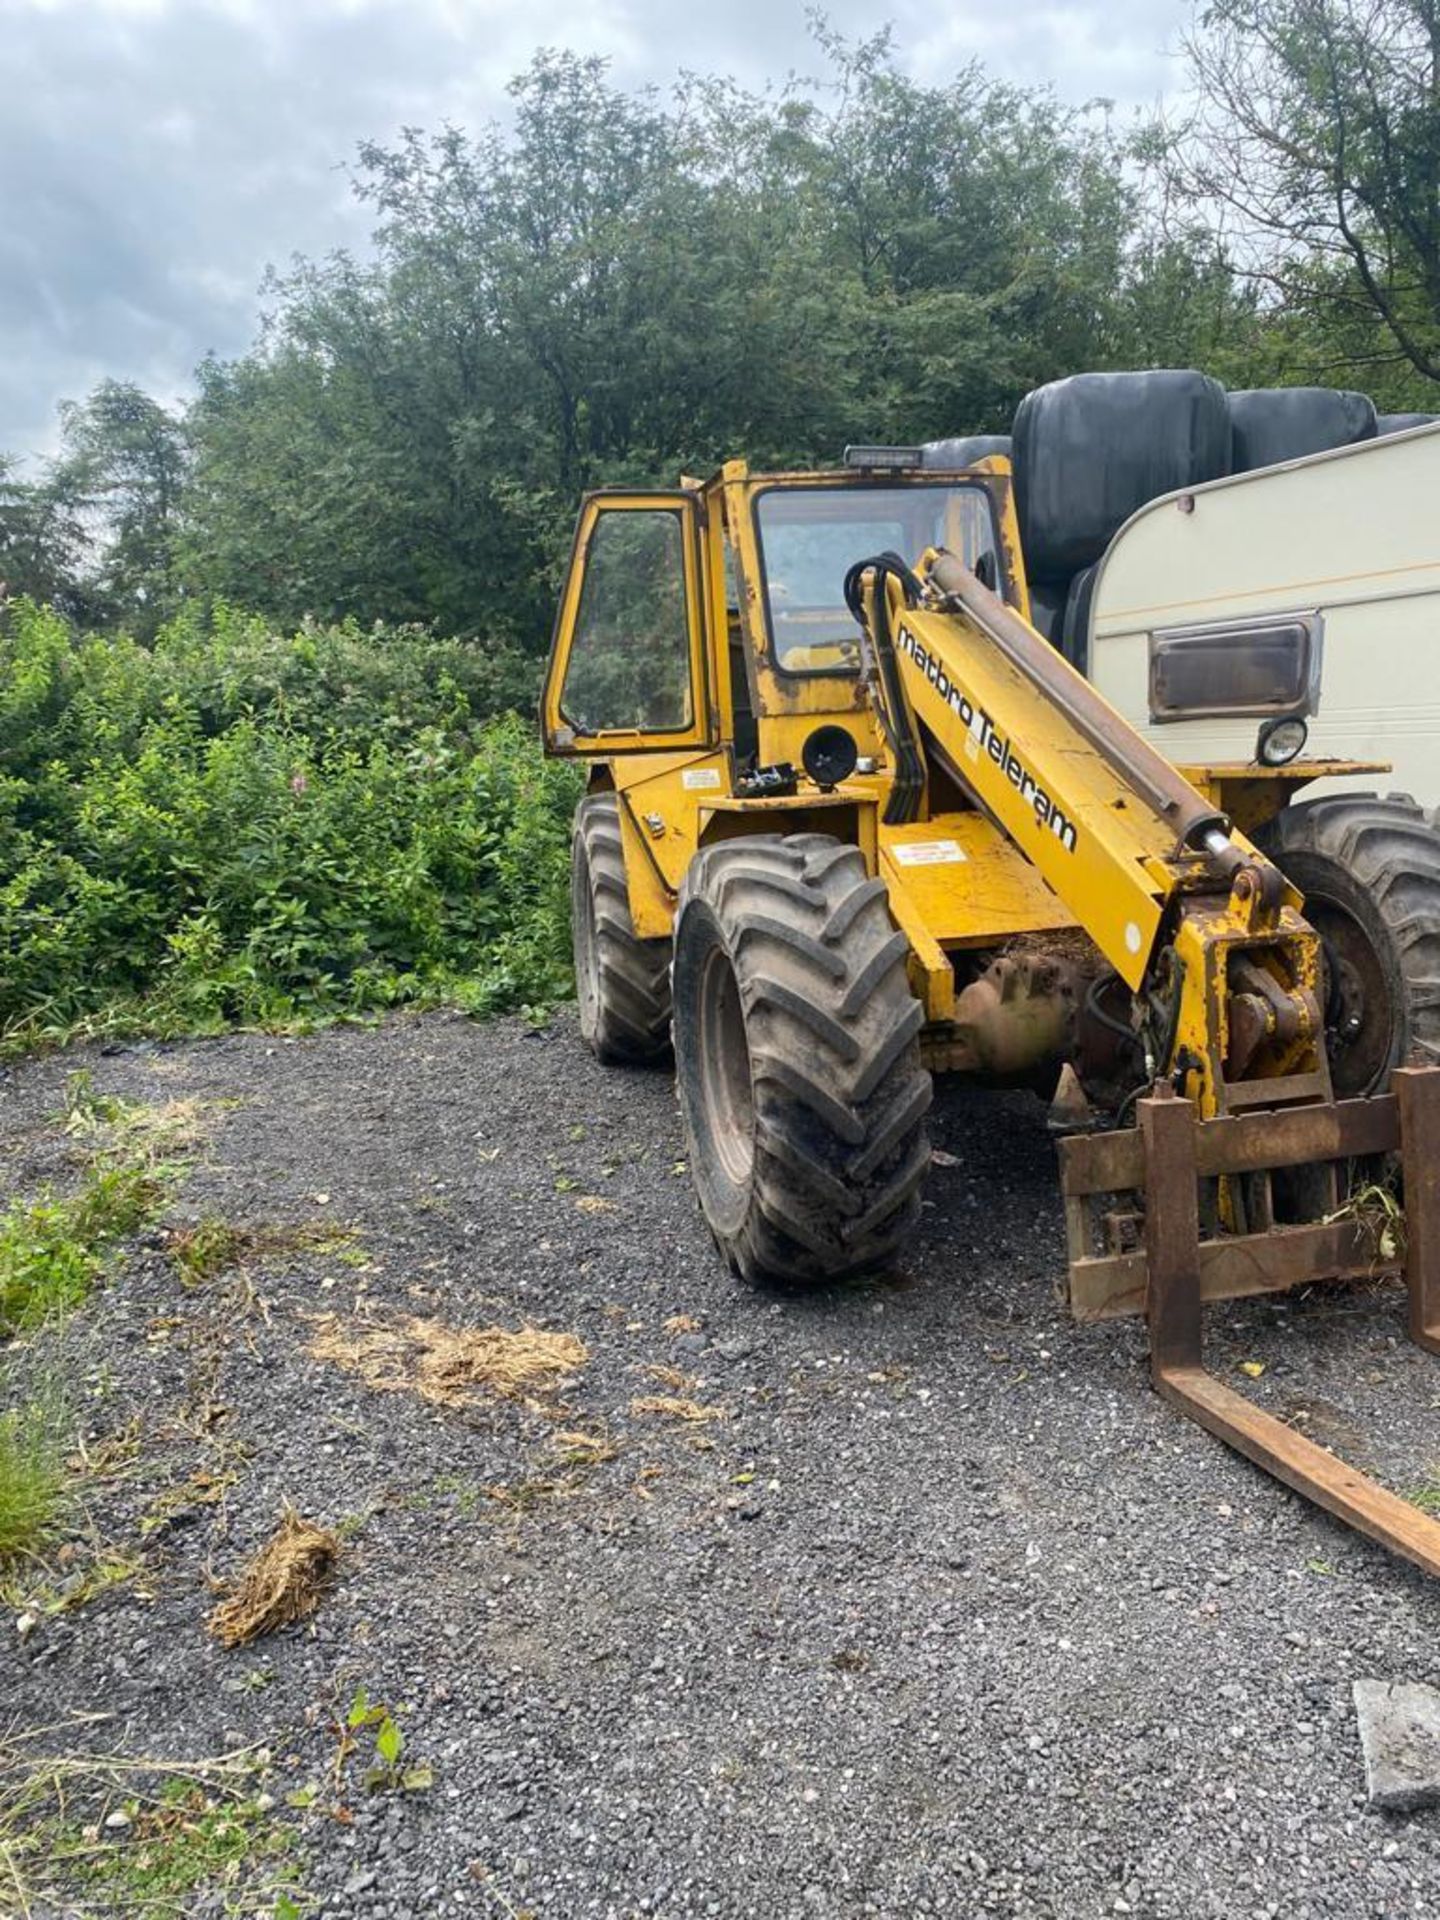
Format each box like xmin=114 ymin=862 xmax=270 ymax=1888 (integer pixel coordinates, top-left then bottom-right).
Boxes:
xmin=1136 ymin=1073 xmax=1440 ymax=1583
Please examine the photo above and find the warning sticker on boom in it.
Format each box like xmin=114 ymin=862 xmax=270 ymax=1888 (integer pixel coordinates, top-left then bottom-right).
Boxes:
xmin=891 ymin=839 xmax=968 ymax=867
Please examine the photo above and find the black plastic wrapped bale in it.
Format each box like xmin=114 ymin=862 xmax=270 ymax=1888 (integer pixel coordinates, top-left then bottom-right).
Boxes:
xmin=1013 ymin=370 xmax=1230 ymax=582
xmin=1026 ymin=579 xmax=1067 ymax=646
xmin=1059 ymin=566 xmax=1098 ymax=675
xmin=1377 ymin=411 xmax=1440 ymax=436
xmin=1228 ymin=387 xmax=1377 ymax=472
xmin=920 ymin=434 xmax=1012 ymax=470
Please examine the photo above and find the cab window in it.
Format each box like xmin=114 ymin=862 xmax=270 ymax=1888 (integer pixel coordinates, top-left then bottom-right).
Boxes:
xmin=560 ymin=509 xmax=694 ymax=732
xmin=753 ymin=482 xmax=1003 ymax=673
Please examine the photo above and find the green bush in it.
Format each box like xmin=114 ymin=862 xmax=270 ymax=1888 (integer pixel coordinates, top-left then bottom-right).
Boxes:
xmin=0 ymin=599 xmax=580 ymax=1047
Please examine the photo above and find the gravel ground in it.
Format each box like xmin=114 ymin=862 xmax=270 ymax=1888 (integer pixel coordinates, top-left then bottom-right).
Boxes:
xmin=3 ymin=1008 xmax=1439 ymax=1919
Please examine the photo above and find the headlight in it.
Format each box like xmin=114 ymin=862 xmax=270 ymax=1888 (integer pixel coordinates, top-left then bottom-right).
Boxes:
xmin=1257 ymin=716 xmax=1308 ymax=765
xmin=801 ymin=724 xmax=859 ymax=790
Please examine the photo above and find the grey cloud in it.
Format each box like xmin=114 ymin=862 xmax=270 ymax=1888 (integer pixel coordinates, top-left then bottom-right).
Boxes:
xmin=0 ymin=0 xmax=1187 ymax=459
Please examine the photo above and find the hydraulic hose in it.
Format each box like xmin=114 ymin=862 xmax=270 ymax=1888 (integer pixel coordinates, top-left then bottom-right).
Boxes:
xmin=843 ymin=552 xmax=927 ymax=827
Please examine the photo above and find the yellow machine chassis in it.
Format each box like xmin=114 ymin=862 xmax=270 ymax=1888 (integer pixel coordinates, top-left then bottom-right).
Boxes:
xmin=544 ymin=460 xmax=1333 ymax=1115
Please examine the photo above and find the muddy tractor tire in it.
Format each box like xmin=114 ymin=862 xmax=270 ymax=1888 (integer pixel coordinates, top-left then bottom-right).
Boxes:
xmin=672 ymin=833 xmax=932 ymax=1284
xmin=1259 ymin=795 xmax=1440 ymax=1096
xmin=571 ymin=794 xmax=672 ymax=1065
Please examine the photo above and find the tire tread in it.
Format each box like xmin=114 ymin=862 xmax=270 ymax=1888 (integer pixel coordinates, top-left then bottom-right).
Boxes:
xmin=674 ymin=832 xmax=932 ymax=1283
xmin=573 ymin=794 xmax=672 ymax=1066
xmin=1261 ymin=793 xmax=1440 ymax=1082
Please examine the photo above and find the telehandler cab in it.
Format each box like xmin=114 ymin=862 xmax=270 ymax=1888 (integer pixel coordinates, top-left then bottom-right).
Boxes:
xmin=539 ymin=448 xmax=1440 ymax=1578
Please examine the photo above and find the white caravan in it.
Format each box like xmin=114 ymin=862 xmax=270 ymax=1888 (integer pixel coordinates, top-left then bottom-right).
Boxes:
xmin=1084 ymin=421 xmax=1440 ymax=808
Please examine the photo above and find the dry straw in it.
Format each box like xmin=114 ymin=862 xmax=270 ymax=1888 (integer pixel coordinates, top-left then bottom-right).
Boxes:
xmin=308 ymin=1312 xmax=588 ymax=1408
xmin=629 ymin=1394 xmax=727 ymax=1423
xmin=207 ymin=1505 xmax=340 ymax=1648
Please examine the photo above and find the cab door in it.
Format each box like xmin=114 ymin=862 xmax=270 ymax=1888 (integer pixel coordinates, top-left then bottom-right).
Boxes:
xmin=541 ymin=491 xmax=714 ymax=755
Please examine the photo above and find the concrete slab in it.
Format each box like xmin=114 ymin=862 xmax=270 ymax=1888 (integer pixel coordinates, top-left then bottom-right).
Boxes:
xmin=1354 ymin=1679 xmax=1440 ymax=1812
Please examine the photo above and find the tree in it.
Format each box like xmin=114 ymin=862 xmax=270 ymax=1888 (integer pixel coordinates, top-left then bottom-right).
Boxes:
xmin=181 ymin=36 xmax=1237 ymax=648
xmin=51 ymin=380 xmax=189 ymax=632
xmin=0 ymin=455 xmax=92 ymax=617
xmin=1169 ymin=0 xmax=1440 ymax=400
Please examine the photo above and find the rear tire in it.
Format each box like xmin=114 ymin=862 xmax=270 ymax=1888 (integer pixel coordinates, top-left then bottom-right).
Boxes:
xmin=571 ymin=795 xmax=672 ymax=1065
xmin=1258 ymin=794 xmax=1440 ymax=1095
xmin=672 ymin=834 xmax=932 ymax=1284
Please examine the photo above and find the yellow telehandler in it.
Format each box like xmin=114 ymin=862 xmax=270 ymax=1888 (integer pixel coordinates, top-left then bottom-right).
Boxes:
xmin=539 ymin=447 xmax=1440 ymax=1578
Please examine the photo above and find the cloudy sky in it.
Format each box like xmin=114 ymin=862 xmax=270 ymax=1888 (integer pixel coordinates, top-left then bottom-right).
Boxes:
xmin=0 ymin=0 xmax=1189 ymax=462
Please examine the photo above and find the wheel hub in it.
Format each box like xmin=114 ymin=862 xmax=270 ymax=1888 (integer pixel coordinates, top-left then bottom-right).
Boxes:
xmin=1312 ymin=901 xmax=1395 ymax=1096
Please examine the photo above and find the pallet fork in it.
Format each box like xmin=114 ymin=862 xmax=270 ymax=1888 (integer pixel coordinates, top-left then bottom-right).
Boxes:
xmin=1060 ymin=1066 xmax=1440 ymax=1577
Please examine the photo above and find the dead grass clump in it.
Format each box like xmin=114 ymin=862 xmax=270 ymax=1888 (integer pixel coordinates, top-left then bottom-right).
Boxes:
xmin=1327 ymin=1179 xmax=1405 ymax=1266
xmin=550 ymin=1428 xmax=618 ymax=1465
xmin=207 ymin=1505 xmax=339 ymax=1649
xmin=116 ymin=1096 xmax=215 ymax=1155
xmin=168 ymin=1219 xmax=263 ymax=1285
xmin=309 ymin=1314 xmax=587 ymax=1409
xmin=831 ymin=1648 xmax=872 ymax=1673
xmin=483 ymin=1476 xmax=582 ymax=1515
xmin=629 ymin=1394 xmax=727 ymax=1423
xmin=640 ymin=1363 xmax=696 ymax=1391
xmin=62 ymin=1075 xmax=216 ymax=1159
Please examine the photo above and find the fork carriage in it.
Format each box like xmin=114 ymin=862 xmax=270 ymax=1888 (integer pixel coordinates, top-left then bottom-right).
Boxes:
xmin=1061 ymin=1067 xmax=1440 ymax=1576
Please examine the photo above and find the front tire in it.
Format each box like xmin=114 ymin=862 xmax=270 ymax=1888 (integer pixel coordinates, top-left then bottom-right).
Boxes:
xmin=571 ymin=795 xmax=672 ymax=1066
xmin=1258 ymin=795 xmax=1440 ymax=1095
xmin=672 ymin=834 xmax=932 ymax=1284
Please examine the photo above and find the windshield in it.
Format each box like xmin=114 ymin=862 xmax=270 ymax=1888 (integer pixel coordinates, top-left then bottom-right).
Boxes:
xmin=753 ymin=482 xmax=1003 ymax=672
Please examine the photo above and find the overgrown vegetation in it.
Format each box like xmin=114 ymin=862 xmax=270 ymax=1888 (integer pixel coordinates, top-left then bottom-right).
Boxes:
xmin=338 ymin=1688 xmax=433 ymax=1795
xmin=58 ymin=1785 xmax=293 ymax=1917
xmin=167 ymin=1216 xmax=358 ymax=1286
xmin=0 ymin=1085 xmax=202 ymax=1564
xmin=0 ymin=597 xmax=580 ymax=1049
